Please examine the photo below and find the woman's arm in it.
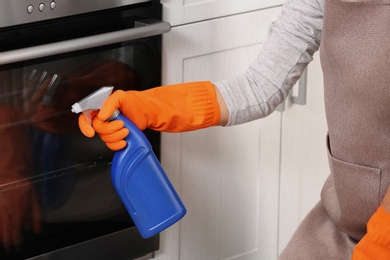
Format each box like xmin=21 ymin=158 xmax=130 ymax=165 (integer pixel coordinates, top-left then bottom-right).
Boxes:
xmin=214 ymin=0 xmax=324 ymax=126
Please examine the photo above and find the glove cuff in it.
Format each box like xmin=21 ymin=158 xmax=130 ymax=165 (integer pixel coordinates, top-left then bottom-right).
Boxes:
xmin=186 ymin=81 xmax=221 ymax=130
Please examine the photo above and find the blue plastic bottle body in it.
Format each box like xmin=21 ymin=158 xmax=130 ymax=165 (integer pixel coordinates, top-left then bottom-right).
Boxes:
xmin=111 ymin=113 xmax=186 ymax=238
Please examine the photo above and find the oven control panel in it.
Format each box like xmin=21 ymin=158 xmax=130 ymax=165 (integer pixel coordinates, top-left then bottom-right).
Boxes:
xmin=26 ymin=1 xmax=57 ymax=14
xmin=0 ymin=0 xmax=151 ymax=28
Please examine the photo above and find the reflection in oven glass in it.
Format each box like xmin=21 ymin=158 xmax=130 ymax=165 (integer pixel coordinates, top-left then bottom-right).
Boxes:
xmin=0 ymin=42 xmax=160 ymax=258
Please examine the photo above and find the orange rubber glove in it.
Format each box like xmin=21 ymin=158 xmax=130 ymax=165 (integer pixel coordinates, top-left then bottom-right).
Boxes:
xmin=78 ymin=81 xmax=221 ymax=150
xmin=352 ymin=206 xmax=390 ymax=260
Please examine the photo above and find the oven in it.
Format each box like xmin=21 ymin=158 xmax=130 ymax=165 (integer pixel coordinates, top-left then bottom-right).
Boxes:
xmin=0 ymin=1 xmax=169 ymax=259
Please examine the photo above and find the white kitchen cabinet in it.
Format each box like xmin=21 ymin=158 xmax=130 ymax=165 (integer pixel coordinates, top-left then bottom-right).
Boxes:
xmin=158 ymin=3 xmax=329 ymax=260
xmin=161 ymin=0 xmax=284 ymax=26
xmin=277 ymin=52 xmax=329 ymax=253
xmin=158 ymin=7 xmax=283 ymax=260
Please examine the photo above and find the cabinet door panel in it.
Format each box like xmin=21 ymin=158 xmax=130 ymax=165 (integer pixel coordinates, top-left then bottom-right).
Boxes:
xmin=278 ymin=53 xmax=329 ymax=253
xmin=160 ymin=7 xmax=282 ymax=260
xmin=162 ymin=0 xmax=284 ymax=26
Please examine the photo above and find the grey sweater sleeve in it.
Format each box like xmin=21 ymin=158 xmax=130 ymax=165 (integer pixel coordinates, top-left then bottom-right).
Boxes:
xmin=214 ymin=0 xmax=324 ymax=126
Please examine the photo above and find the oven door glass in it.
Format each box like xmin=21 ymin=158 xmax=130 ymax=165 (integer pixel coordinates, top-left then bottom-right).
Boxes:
xmin=0 ymin=3 xmax=165 ymax=259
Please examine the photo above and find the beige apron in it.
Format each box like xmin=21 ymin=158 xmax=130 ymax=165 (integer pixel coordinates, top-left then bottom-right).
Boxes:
xmin=279 ymin=1 xmax=390 ymax=259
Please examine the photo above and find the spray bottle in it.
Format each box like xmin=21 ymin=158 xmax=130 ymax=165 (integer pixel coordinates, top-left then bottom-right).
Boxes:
xmin=71 ymin=87 xmax=186 ymax=238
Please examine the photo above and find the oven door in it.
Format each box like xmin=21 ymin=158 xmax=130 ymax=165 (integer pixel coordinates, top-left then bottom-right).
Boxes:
xmin=0 ymin=3 xmax=169 ymax=260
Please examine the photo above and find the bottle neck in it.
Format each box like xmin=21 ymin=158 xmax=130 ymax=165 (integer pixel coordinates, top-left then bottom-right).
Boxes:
xmin=107 ymin=109 xmax=121 ymax=121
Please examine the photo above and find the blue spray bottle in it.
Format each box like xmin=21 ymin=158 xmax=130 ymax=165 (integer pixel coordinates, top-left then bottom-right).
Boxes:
xmin=71 ymin=87 xmax=186 ymax=238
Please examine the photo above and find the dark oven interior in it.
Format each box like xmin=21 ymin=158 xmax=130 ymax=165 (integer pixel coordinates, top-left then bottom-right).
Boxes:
xmin=0 ymin=2 xmax=162 ymax=259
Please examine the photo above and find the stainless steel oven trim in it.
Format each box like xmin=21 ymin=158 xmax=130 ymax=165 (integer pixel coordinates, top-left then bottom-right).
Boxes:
xmin=0 ymin=0 xmax=151 ymax=28
xmin=0 ymin=20 xmax=171 ymax=65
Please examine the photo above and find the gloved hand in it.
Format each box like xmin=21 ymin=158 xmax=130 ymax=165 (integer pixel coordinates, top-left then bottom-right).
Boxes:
xmin=78 ymin=81 xmax=221 ymax=150
xmin=352 ymin=186 xmax=390 ymax=260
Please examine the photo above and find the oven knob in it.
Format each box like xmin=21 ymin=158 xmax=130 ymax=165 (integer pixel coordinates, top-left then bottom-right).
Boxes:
xmin=39 ymin=3 xmax=45 ymax=12
xmin=50 ymin=1 xmax=57 ymax=10
xmin=27 ymin=5 xmax=34 ymax=14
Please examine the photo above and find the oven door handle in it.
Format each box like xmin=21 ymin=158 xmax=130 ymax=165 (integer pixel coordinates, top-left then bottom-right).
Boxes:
xmin=0 ymin=20 xmax=171 ymax=65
